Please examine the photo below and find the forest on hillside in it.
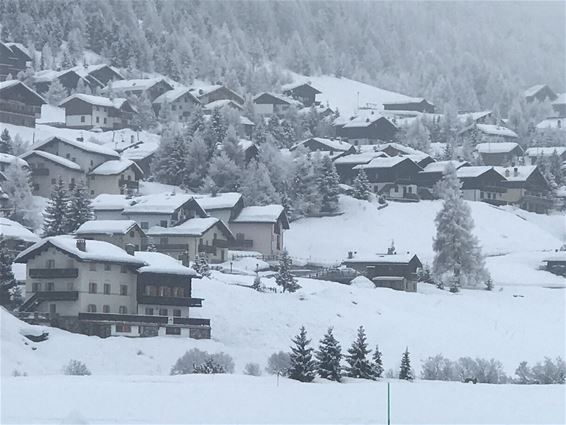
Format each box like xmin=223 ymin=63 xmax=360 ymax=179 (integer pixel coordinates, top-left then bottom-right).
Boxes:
xmin=1 ymin=0 xmax=564 ymax=114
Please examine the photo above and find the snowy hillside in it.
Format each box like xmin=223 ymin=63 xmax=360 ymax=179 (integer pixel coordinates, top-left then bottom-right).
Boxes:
xmin=290 ymin=73 xmax=412 ymax=116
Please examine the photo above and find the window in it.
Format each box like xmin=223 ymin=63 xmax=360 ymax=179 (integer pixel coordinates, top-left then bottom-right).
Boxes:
xmin=160 ymin=286 xmax=171 ymax=297
xmin=104 ymin=283 xmax=111 ymax=294
xmin=145 ymin=285 xmax=157 ymax=296
xmin=145 ymin=307 xmax=154 ymax=315
xmin=480 ymin=191 xmax=485 ymax=199
xmin=51 ymin=178 xmax=56 ymax=184
xmin=89 ymin=263 xmax=97 ymax=271
xmin=141 ymin=222 xmax=149 ymax=230
xmin=172 ymin=105 xmax=176 ymax=111
xmin=103 ymin=305 xmax=110 ymax=313
xmin=160 ymin=238 xmax=168 ymax=246
xmin=160 ymin=220 xmax=168 ymax=228
xmin=174 ymin=287 xmax=185 ymax=297
xmin=129 ymin=231 xmax=135 ymax=237
xmin=104 ymin=264 xmax=111 ymax=271
xmin=46 ymin=282 xmax=54 ymax=291
xmin=87 ymin=304 xmax=97 ymax=313
xmin=89 ymin=282 xmax=97 ymax=293
xmin=96 ymin=116 xmax=100 ymax=123
xmin=32 ymin=282 xmax=41 ymax=292
xmin=116 ymin=324 xmax=131 ymax=333
xmin=66 ymin=153 xmax=70 ymax=159
xmin=120 ymin=285 xmax=128 ymax=296
xmin=120 ymin=265 xmax=127 ymax=274
xmin=47 ymin=259 xmax=55 ymax=269
xmin=81 ymin=116 xmax=85 ymax=123
xmin=173 ymin=309 xmax=181 ymax=317
xmin=103 ymin=117 xmax=107 ymax=124
xmin=67 ymin=282 xmax=74 ymax=291
xmin=119 ymin=306 xmax=127 ymax=314
xmin=165 ymin=327 xmax=181 ymax=335
xmin=49 ymin=304 xmax=56 ymax=314
xmin=159 ymin=308 xmax=168 ymax=316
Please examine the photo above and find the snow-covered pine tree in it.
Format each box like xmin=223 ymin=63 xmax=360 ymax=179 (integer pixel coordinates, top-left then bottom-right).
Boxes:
xmin=45 ymin=79 xmax=68 ymax=106
xmin=187 ymin=105 xmax=206 ymax=137
xmin=275 ymin=250 xmax=300 ymax=293
xmin=43 ymin=177 xmax=69 ymax=237
xmin=345 ymin=326 xmax=376 ymax=380
xmin=204 ymin=152 xmax=241 ymax=193
xmin=432 ymin=164 xmax=490 ymax=288
xmin=130 ymin=92 xmax=157 ymax=131
xmin=0 ymin=129 xmax=13 ymax=154
xmin=191 ymin=255 xmax=211 ymax=277
xmin=222 ymin=125 xmax=245 ymax=166
xmin=372 ymin=345 xmax=384 ymax=378
xmin=0 ymin=244 xmax=19 ymax=308
xmin=152 ymin=130 xmax=188 ymax=186
xmin=183 ymin=131 xmax=210 ymax=190
xmin=2 ymin=162 xmax=36 ymax=228
xmin=252 ymin=272 xmax=264 ymax=292
xmin=399 ymin=347 xmax=414 ymax=381
xmin=210 ymin=107 xmax=227 ymax=146
xmin=405 ymin=118 xmax=431 ymax=153
xmin=352 ymin=169 xmax=371 ymax=200
xmin=279 ymin=120 xmax=296 ymax=148
xmin=317 ymin=155 xmax=340 ymax=213
xmin=66 ymin=181 xmax=92 ymax=233
xmin=288 ymin=326 xmax=316 ymax=382
xmin=315 ymin=327 xmax=342 ymax=382
xmin=239 ymin=159 xmax=279 ymax=206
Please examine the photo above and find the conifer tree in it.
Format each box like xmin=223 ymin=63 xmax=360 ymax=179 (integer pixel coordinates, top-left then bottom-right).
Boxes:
xmin=43 ymin=177 xmax=69 ymax=237
xmin=239 ymin=159 xmax=279 ymax=206
xmin=0 ymin=245 xmax=19 ymax=308
xmin=433 ymin=164 xmax=489 ymax=288
xmin=210 ymin=108 xmax=227 ymax=146
xmin=66 ymin=181 xmax=92 ymax=233
xmin=399 ymin=347 xmax=414 ymax=381
xmin=183 ymin=131 xmax=210 ymax=189
xmin=352 ymin=169 xmax=371 ymax=200
xmin=2 ymin=162 xmax=36 ymax=228
xmin=317 ymin=155 xmax=340 ymax=213
xmin=315 ymin=327 xmax=342 ymax=381
xmin=275 ymin=250 xmax=300 ymax=293
xmin=345 ymin=326 xmax=376 ymax=380
xmin=0 ymin=129 xmax=13 ymax=154
xmin=372 ymin=345 xmax=384 ymax=378
xmin=288 ymin=326 xmax=316 ymax=382
xmin=204 ymin=152 xmax=241 ymax=193
xmin=45 ymin=79 xmax=68 ymax=105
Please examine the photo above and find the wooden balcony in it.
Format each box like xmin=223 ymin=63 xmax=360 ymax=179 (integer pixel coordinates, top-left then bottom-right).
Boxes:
xmin=173 ymin=317 xmax=210 ymax=326
xmin=212 ymin=239 xmax=230 ymax=248
xmin=29 ymin=268 xmax=79 ymax=278
xmin=119 ymin=179 xmax=139 ymax=189
xmin=229 ymin=239 xmax=254 ymax=249
xmin=198 ymin=244 xmax=216 ymax=254
xmin=138 ymin=294 xmax=203 ymax=307
xmin=36 ymin=290 xmax=79 ymax=301
xmin=31 ymin=168 xmax=50 ymax=176
xmin=153 ymin=243 xmax=188 ymax=251
xmin=79 ymin=312 xmax=168 ymax=324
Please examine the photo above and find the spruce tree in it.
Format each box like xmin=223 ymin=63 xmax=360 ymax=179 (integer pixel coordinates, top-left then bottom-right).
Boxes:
xmin=0 ymin=245 xmax=19 ymax=308
xmin=352 ymin=169 xmax=371 ymax=200
xmin=317 ymin=155 xmax=340 ymax=213
xmin=210 ymin=108 xmax=227 ymax=146
xmin=275 ymin=250 xmax=300 ymax=293
xmin=433 ymin=164 xmax=489 ymax=288
xmin=45 ymin=79 xmax=68 ymax=105
xmin=0 ymin=129 xmax=13 ymax=154
xmin=315 ymin=327 xmax=342 ymax=382
xmin=239 ymin=159 xmax=279 ymax=206
xmin=43 ymin=177 xmax=69 ymax=237
xmin=345 ymin=326 xmax=376 ymax=380
xmin=372 ymin=345 xmax=384 ymax=378
xmin=66 ymin=181 xmax=92 ymax=233
xmin=2 ymin=162 xmax=36 ymax=228
xmin=399 ymin=347 xmax=414 ymax=381
xmin=288 ymin=326 xmax=316 ymax=382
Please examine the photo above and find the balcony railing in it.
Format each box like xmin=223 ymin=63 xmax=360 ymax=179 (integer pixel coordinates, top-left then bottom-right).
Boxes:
xmin=138 ymin=294 xmax=203 ymax=307
xmin=119 ymin=179 xmax=139 ymax=189
xmin=78 ymin=312 xmax=168 ymax=324
xmin=29 ymin=268 xmax=79 ymax=278
xmin=212 ymin=239 xmax=230 ymax=248
xmin=36 ymin=291 xmax=79 ymax=301
xmin=198 ymin=244 xmax=216 ymax=254
xmin=229 ymin=239 xmax=254 ymax=249
xmin=31 ymin=168 xmax=50 ymax=176
xmin=173 ymin=317 xmax=210 ymax=326
xmin=153 ymin=243 xmax=188 ymax=251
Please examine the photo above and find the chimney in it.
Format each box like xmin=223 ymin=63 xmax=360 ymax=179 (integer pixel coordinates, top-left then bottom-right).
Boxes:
xmin=505 ymin=169 xmax=510 ymax=177
xmin=514 ymin=167 xmax=518 ymax=177
xmin=130 ymin=135 xmax=134 ymax=144
xmin=76 ymin=239 xmax=86 ymax=252
xmin=348 ymin=251 xmax=353 ymax=259
xmin=125 ymin=243 xmax=135 ymax=256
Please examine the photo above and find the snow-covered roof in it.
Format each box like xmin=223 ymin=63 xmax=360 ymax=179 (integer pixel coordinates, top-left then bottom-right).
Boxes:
xmin=0 ymin=80 xmax=46 ymax=103
xmin=89 ymin=159 xmax=141 ymax=176
xmin=0 ymin=217 xmax=39 ymax=243
xmin=553 ymin=93 xmax=566 ymax=105
xmin=281 ymin=81 xmax=321 ymax=93
xmin=525 ymin=146 xmax=566 ymax=157
xmin=494 ymin=166 xmax=538 ymax=182
xmin=32 ymin=69 xmax=68 ymax=83
xmin=123 ymin=193 xmax=196 ymax=215
xmin=0 ymin=153 xmax=27 ymax=168
xmin=536 ymin=118 xmax=565 ymax=130
xmin=6 ymin=42 xmax=31 ymax=58
xmin=134 ymin=251 xmax=197 ymax=276
xmin=383 ymin=97 xmax=434 ymax=106
xmin=0 ymin=80 xmax=20 ymax=90
xmin=232 ymin=205 xmax=286 ymax=224
xmin=147 ymin=217 xmax=222 ymax=237
xmin=238 ymin=139 xmax=255 ymax=152
xmin=111 ymin=139 xmax=160 ymax=161
xmin=524 ymin=84 xmax=547 ymax=98
xmin=457 ymin=110 xmax=492 ymax=123
xmin=376 ymin=142 xmax=425 ymax=156
xmin=476 ymin=142 xmax=522 ymax=154
xmin=189 ymin=84 xmax=222 ymax=96
xmin=15 ymin=236 xmax=145 ymax=266
xmin=20 ymin=150 xmax=81 ymax=171
xmin=353 ymin=156 xmax=409 ymax=170
xmin=33 ymin=136 xmax=119 ymax=158
xmin=194 ymin=192 xmax=242 ymax=210
xmin=456 ymin=166 xmax=494 ymax=178
xmin=110 ymin=77 xmax=168 ymax=91
xmin=90 ymin=194 xmax=128 ymax=211
xmin=204 ymin=99 xmax=243 ymax=110
xmin=476 ymin=124 xmax=518 ymax=138
xmin=340 ymin=112 xmax=394 ymax=129
xmin=59 ymin=93 xmax=129 ymax=110
xmin=291 ymin=137 xmax=353 ymax=152
xmin=421 ymin=160 xmax=469 ymax=174
xmin=75 ymin=220 xmax=139 ymax=235
xmin=153 ymin=87 xmax=200 ymax=104
xmin=344 ymin=253 xmax=418 ymax=264
xmin=253 ymin=92 xmax=303 ymax=106
xmin=71 ymin=64 xmax=123 ymax=79
xmin=240 ymin=116 xmax=255 ymax=126
xmin=333 ymin=152 xmax=387 ymax=165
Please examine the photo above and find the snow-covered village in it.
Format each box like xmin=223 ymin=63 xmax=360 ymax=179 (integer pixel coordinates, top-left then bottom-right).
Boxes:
xmin=0 ymin=1 xmax=565 ymax=424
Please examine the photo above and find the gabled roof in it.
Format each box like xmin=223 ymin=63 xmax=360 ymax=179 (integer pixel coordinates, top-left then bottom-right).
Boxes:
xmin=71 ymin=64 xmax=123 ymax=80
xmin=232 ymin=205 xmax=289 ymax=228
xmin=525 ymin=146 xmax=566 ymax=157
xmin=344 ymin=253 xmax=420 ymax=265
xmin=147 ymin=217 xmax=233 ymax=239
xmin=32 ymin=136 xmax=119 ymax=158
xmin=240 ymin=116 xmax=255 ymax=126
xmin=421 ymin=160 xmax=470 ymax=174
xmin=123 ymin=193 xmax=205 ymax=216
xmin=75 ymin=220 xmax=140 ymax=236
xmin=110 ymin=77 xmax=172 ymax=92
xmin=457 ymin=110 xmax=492 ymax=123
xmin=291 ymin=137 xmax=353 ymax=152
xmin=281 ymin=81 xmax=322 ymax=94
xmin=134 ymin=251 xmax=197 ymax=276
xmin=553 ymin=93 xmax=566 ymax=105
xmin=204 ymin=99 xmax=243 ymax=111
xmin=353 ymin=156 xmax=413 ymax=170
xmin=333 ymin=152 xmax=388 ymax=165
xmin=456 ymin=166 xmax=495 ymax=179
xmin=194 ymin=192 xmax=242 ymax=211
xmin=476 ymin=142 xmax=523 ymax=154
xmin=90 ymin=194 xmax=128 ymax=211
xmin=0 ymin=153 xmax=28 ymax=168
xmin=253 ymin=92 xmax=303 ymax=107
xmin=524 ymin=84 xmax=548 ymax=98
xmin=188 ymin=84 xmax=244 ymax=104
xmin=59 ymin=93 xmax=130 ymax=110
xmin=152 ymin=87 xmax=200 ymax=105
xmin=20 ymin=150 xmax=81 ymax=171
xmin=6 ymin=42 xmax=32 ymax=60
xmin=32 ymin=69 xmax=84 ymax=84
xmin=476 ymin=124 xmax=518 ymax=138
xmin=89 ymin=159 xmax=143 ymax=177
xmin=340 ymin=113 xmax=395 ymax=129
xmin=0 ymin=217 xmax=39 ymax=243
xmin=15 ymin=236 xmax=146 ymax=265
xmin=536 ymin=118 xmax=565 ymax=130
xmin=494 ymin=166 xmax=539 ymax=182
xmin=383 ymin=97 xmax=434 ymax=106
xmin=0 ymin=80 xmax=46 ymax=105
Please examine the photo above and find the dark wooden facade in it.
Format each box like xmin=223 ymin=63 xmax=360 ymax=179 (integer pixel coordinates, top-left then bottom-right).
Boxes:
xmin=383 ymin=99 xmax=435 ymax=113
xmin=0 ymin=42 xmax=31 ymax=80
xmin=283 ymin=83 xmax=321 ymax=107
xmin=0 ymin=81 xmax=45 ymax=127
xmin=360 ymin=158 xmax=423 ymax=185
xmin=335 ymin=117 xmax=398 ymax=143
xmin=525 ymin=85 xmax=557 ymax=103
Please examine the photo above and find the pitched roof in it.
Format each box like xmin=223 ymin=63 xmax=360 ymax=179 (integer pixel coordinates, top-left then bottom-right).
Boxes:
xmin=383 ymin=97 xmax=434 ymax=106
xmin=89 ymin=159 xmax=142 ymax=176
xmin=456 ymin=166 xmax=495 ymax=178
xmin=340 ymin=113 xmax=395 ymax=129
xmin=525 ymin=146 xmax=566 ymax=157
xmin=333 ymin=152 xmax=388 ymax=165
xmin=75 ymin=220 xmax=139 ymax=235
xmin=524 ymin=84 xmax=548 ymax=98
xmin=71 ymin=64 xmax=123 ymax=79
xmin=0 ymin=80 xmax=46 ymax=104
xmin=153 ymin=87 xmax=200 ymax=104
xmin=476 ymin=142 xmax=522 ymax=154
xmin=134 ymin=251 xmax=197 ymax=276
xmin=476 ymin=124 xmax=518 ymax=138
xmin=147 ymin=217 xmax=229 ymax=237
xmin=494 ymin=166 xmax=538 ymax=182
xmin=536 ymin=118 xmax=566 ymax=130
xmin=253 ymin=92 xmax=302 ymax=106
xmin=344 ymin=253 xmax=418 ymax=264
xmin=20 ymin=150 xmax=81 ymax=171
xmin=0 ymin=153 xmax=28 ymax=168
xmin=553 ymin=93 xmax=566 ymax=105
xmin=353 ymin=156 xmax=410 ymax=170
xmin=90 ymin=194 xmax=128 ymax=211
xmin=232 ymin=205 xmax=288 ymax=226
xmin=194 ymin=192 xmax=242 ymax=210
xmin=15 ymin=236 xmax=146 ymax=265
xmin=32 ymin=136 xmax=119 ymax=158
xmin=0 ymin=217 xmax=39 ymax=243
xmin=291 ymin=137 xmax=353 ymax=152
xmin=59 ymin=93 xmax=129 ymax=110
xmin=421 ymin=160 xmax=470 ymax=173
xmin=281 ymin=81 xmax=322 ymax=94
xmin=122 ymin=193 xmax=199 ymax=215
xmin=110 ymin=77 xmax=171 ymax=92
xmin=204 ymin=99 xmax=243 ymax=110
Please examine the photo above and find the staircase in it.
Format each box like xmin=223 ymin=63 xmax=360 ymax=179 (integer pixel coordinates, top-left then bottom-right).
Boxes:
xmin=19 ymin=293 xmax=40 ymax=312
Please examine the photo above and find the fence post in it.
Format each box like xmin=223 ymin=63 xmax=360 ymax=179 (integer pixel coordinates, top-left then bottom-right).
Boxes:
xmin=387 ymin=382 xmax=391 ymax=425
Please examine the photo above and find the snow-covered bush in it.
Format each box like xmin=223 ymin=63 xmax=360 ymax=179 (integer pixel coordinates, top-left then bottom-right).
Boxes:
xmin=243 ymin=362 xmax=262 ymax=376
xmin=421 ymin=355 xmax=508 ymax=383
xmin=171 ymin=349 xmax=235 ymax=375
xmin=193 ymin=358 xmax=226 ymax=374
xmin=420 ymin=354 xmax=458 ymax=381
xmin=515 ymin=357 xmax=566 ymax=384
xmin=63 ymin=360 xmax=91 ymax=376
xmin=266 ymin=351 xmax=291 ymax=376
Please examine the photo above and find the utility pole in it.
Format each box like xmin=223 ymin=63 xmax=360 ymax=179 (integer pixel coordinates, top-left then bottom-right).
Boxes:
xmin=387 ymin=382 xmax=391 ymax=425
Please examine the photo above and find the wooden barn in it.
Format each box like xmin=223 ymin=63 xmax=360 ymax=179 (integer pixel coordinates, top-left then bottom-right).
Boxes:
xmin=282 ymin=82 xmax=321 ymax=107
xmin=334 ymin=112 xmax=398 ymax=144
xmin=524 ymin=84 xmax=557 ymax=103
xmin=0 ymin=80 xmax=45 ymax=127
xmin=383 ymin=97 xmax=436 ymax=113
